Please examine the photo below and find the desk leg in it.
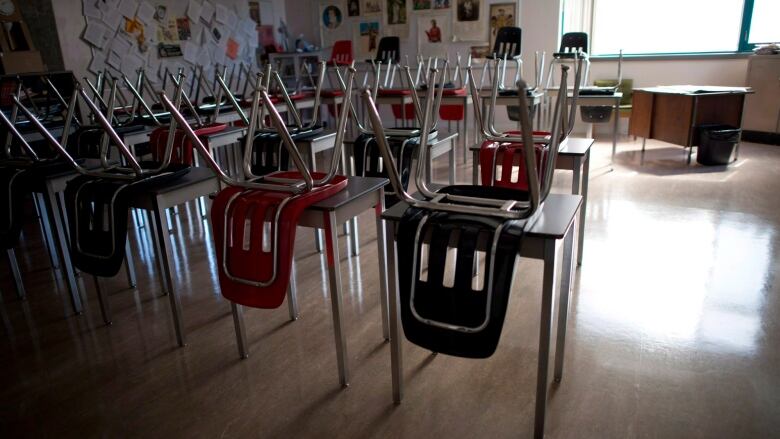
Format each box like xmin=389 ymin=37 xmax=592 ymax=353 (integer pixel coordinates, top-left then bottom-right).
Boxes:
xmin=534 ymin=239 xmax=557 ymax=439
xmin=375 ymin=190 xmax=389 ymax=340
xmin=124 ymin=240 xmax=137 ymax=288
xmin=386 ymin=220 xmax=403 ymax=403
xmin=153 ymin=200 xmax=186 ymax=347
xmin=472 ymin=149 xmax=479 ymax=185
xmin=578 ymin=152 xmax=590 ymax=266
xmin=310 ymin=146 xmax=324 ymax=253
xmin=554 ymin=216 xmax=576 ymax=382
xmin=45 ymin=188 xmax=83 ymax=314
xmin=231 ymin=302 xmax=249 ymax=359
xmin=6 ymin=249 xmax=25 ymax=299
xmin=93 ymin=275 xmax=112 ymax=325
xmin=324 ymin=211 xmax=349 ymax=387
xmin=146 ymin=210 xmax=168 ymax=295
xmin=463 ymin=104 xmax=469 ymax=164
xmin=34 ymin=194 xmax=59 ymax=269
xmin=612 ymin=99 xmax=619 ymax=162
xmin=287 ymin=261 xmax=299 ymax=320
xmin=449 ymin=136 xmax=456 ymax=185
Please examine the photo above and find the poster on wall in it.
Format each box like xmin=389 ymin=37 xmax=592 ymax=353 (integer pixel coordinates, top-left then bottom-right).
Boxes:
xmin=417 ymin=14 xmax=449 ymax=58
xmin=361 ymin=0 xmax=381 ymax=15
xmin=452 ymin=0 xmax=486 ymax=42
xmin=489 ymin=3 xmax=515 ymax=51
xmin=249 ymin=1 xmax=261 ymax=24
xmin=413 ymin=0 xmax=430 ymax=10
xmin=384 ymin=0 xmax=408 ymax=38
xmin=432 ymin=0 xmax=450 ymax=8
xmin=354 ymin=20 xmax=380 ymax=59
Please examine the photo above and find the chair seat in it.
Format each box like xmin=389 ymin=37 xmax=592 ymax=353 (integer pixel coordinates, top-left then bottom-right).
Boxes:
xmin=378 ymin=89 xmax=412 ymax=97
xmin=442 ymin=88 xmax=467 ymax=97
xmin=321 ymin=90 xmax=345 ymax=98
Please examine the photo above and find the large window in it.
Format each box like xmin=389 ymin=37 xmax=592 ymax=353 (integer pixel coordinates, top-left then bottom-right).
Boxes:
xmin=563 ymin=0 xmax=780 ymax=56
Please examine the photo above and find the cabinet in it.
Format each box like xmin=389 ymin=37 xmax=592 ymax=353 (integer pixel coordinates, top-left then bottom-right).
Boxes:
xmin=743 ymin=55 xmax=780 ymax=134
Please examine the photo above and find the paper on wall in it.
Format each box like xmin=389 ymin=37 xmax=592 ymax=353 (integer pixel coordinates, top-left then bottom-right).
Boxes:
xmin=84 ymin=0 xmax=102 ymax=19
xmin=102 ymin=10 xmax=123 ymax=30
xmin=452 ymin=0 xmax=487 ymax=42
xmin=136 ymin=1 xmax=155 ymax=25
xmin=121 ymin=53 xmax=146 ymax=74
xmin=83 ymin=19 xmax=109 ymax=47
xmin=182 ymin=41 xmax=199 ymax=64
xmin=187 ymin=0 xmax=202 ymax=22
xmin=98 ymin=0 xmax=119 ymax=13
xmin=200 ymin=1 xmax=215 ymax=23
xmin=214 ymin=4 xmax=229 ymax=24
xmin=109 ymin=35 xmax=133 ymax=56
xmin=88 ymin=53 xmax=107 ymax=74
xmin=225 ymin=10 xmax=238 ymax=29
xmin=107 ymin=51 xmax=122 ymax=70
xmin=118 ymin=0 xmax=138 ymax=19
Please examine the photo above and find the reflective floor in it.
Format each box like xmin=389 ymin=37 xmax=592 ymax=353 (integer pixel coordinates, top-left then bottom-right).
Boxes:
xmin=2 ymin=138 xmax=779 ymax=438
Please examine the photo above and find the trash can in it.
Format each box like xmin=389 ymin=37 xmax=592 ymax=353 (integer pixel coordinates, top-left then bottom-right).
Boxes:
xmin=697 ymin=124 xmax=740 ymax=165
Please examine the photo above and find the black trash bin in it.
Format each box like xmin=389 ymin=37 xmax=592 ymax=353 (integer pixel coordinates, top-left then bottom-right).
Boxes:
xmin=697 ymin=124 xmax=740 ymax=165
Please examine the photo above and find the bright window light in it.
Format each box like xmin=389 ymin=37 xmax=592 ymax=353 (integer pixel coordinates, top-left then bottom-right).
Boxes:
xmin=748 ymin=0 xmax=780 ymax=44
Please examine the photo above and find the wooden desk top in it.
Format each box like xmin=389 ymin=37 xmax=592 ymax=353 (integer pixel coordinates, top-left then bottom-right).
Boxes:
xmin=636 ymin=86 xmax=753 ymax=96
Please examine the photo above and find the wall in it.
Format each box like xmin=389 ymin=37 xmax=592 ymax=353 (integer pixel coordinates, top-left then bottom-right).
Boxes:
xmin=18 ymin=0 xmax=64 ymax=71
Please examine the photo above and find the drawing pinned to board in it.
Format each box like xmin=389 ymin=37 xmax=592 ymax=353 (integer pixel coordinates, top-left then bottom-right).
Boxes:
xmin=362 ymin=0 xmax=381 ymax=15
xmin=489 ymin=3 xmax=515 ymax=51
xmin=322 ymin=5 xmax=343 ymax=30
xmin=153 ymin=5 xmax=166 ymax=22
xmin=356 ymin=21 xmax=380 ymax=59
xmin=226 ymin=38 xmax=240 ymax=60
xmin=452 ymin=0 xmax=486 ymax=42
xmin=417 ymin=14 xmax=449 ymax=57
xmin=413 ymin=0 xmax=430 ymax=10
xmin=124 ymin=17 xmax=149 ymax=53
xmin=176 ymin=17 xmax=192 ymax=41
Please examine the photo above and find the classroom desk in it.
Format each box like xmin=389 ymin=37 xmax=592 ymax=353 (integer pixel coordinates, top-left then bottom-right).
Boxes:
xmin=381 ymin=192 xmax=581 ymax=439
xmin=628 ymin=87 xmax=752 ymax=164
xmin=479 ymin=89 xmax=545 ymax=131
xmin=544 ymin=89 xmax=622 ymax=161
xmin=469 ymin=137 xmax=593 ymax=265
xmin=230 ymin=177 xmax=390 ymax=388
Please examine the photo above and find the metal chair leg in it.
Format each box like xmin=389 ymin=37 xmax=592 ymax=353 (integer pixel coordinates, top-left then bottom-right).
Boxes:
xmin=93 ymin=275 xmax=112 ymax=325
xmin=7 ymin=248 xmax=25 ymax=300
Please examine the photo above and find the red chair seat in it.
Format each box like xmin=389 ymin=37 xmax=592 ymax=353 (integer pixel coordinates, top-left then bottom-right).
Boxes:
xmin=288 ymin=91 xmax=315 ymax=101
xmin=378 ymin=89 xmax=412 ymax=97
xmin=212 ymin=172 xmax=348 ymax=309
xmin=321 ymin=90 xmax=344 ymax=98
xmin=150 ymin=123 xmax=228 ymax=166
xmin=479 ymin=131 xmax=551 ymax=190
xmin=442 ymin=87 xmax=467 ymax=96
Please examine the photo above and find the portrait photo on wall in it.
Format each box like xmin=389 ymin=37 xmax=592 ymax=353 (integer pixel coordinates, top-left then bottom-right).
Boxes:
xmin=386 ymin=0 xmax=407 ymax=25
xmin=433 ymin=0 xmax=450 ymax=8
xmin=457 ymin=0 xmax=479 ymax=21
xmin=348 ymin=0 xmax=360 ymax=16
xmin=323 ymin=5 xmax=343 ymax=29
xmin=489 ymin=3 xmax=516 ymax=50
xmin=417 ymin=14 xmax=449 ymax=57
xmin=362 ymin=0 xmax=382 ymax=15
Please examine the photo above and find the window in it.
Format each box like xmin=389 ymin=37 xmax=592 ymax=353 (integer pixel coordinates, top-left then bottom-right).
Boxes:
xmin=562 ymin=0 xmax=780 ymax=56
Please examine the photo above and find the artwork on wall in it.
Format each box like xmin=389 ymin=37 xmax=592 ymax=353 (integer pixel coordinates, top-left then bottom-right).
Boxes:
xmin=470 ymin=45 xmax=489 ymax=58
xmin=417 ymin=14 xmax=449 ymax=57
xmin=413 ymin=0 xmax=430 ymax=10
xmin=452 ymin=0 xmax=486 ymax=42
xmin=489 ymin=3 xmax=515 ymax=51
xmin=384 ymin=0 xmax=408 ymax=38
xmin=176 ymin=17 xmax=192 ymax=41
xmin=361 ymin=0 xmax=381 ymax=15
xmin=432 ymin=0 xmax=449 ymax=8
xmin=248 ymin=1 xmax=261 ymax=24
xmin=347 ymin=0 xmax=360 ymax=16
xmin=322 ymin=5 xmax=343 ymax=29
xmin=355 ymin=20 xmax=380 ymax=59
xmin=320 ymin=2 xmax=350 ymax=49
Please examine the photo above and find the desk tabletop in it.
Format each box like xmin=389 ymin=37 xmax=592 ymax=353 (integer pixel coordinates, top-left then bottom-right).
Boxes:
xmin=382 ymin=192 xmax=581 ymax=239
xmin=309 ymin=176 xmax=388 ymax=211
xmin=636 ymin=85 xmax=753 ymax=96
xmin=469 ymin=136 xmax=594 ymax=157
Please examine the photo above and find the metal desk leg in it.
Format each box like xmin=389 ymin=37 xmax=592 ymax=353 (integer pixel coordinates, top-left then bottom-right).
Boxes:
xmin=287 ymin=261 xmax=299 ymax=320
xmin=463 ymin=104 xmax=470 ymax=164
xmin=45 ymin=187 xmax=83 ymax=314
xmin=375 ymin=190 xmax=389 ymax=340
xmin=34 ymin=194 xmax=59 ymax=269
xmin=612 ymin=98 xmax=619 ymax=161
xmin=310 ymin=146 xmax=324 ymax=253
xmin=232 ymin=302 xmax=249 ymax=359
xmin=124 ymin=240 xmax=137 ymax=288
xmin=448 ymin=136 xmax=456 ymax=185
xmin=93 ymin=275 xmax=112 ymax=325
xmin=578 ymin=152 xmax=590 ymax=266
xmin=534 ymin=239 xmax=557 ymax=439
xmin=386 ymin=220 xmax=403 ymax=403
xmin=324 ymin=211 xmax=349 ymax=387
xmin=472 ymin=149 xmax=479 ymax=185
xmin=152 ymin=200 xmax=186 ymax=347
xmin=6 ymin=249 xmax=25 ymax=299
xmin=554 ymin=217 xmax=576 ymax=382
xmin=146 ymin=210 xmax=168 ymax=296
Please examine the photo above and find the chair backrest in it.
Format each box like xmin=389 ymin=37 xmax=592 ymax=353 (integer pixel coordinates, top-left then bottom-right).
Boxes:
xmin=375 ymin=37 xmax=400 ymax=63
xmin=560 ymin=32 xmax=588 ymax=54
xmin=491 ymin=27 xmax=522 ymax=58
xmin=594 ymin=78 xmax=633 ymax=106
xmin=329 ymin=40 xmax=354 ymax=66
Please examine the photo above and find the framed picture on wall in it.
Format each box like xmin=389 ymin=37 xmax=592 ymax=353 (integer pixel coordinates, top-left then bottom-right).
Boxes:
xmin=362 ymin=0 xmax=382 ymax=16
xmin=347 ymin=0 xmax=360 ymax=16
xmin=489 ymin=3 xmax=516 ymax=51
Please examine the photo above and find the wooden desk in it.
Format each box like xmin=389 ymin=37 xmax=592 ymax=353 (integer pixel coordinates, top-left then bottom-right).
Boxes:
xmin=629 ymin=86 xmax=753 ymax=163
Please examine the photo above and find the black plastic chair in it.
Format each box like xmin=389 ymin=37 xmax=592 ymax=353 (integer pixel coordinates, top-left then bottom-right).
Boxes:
xmin=555 ymin=32 xmax=588 ymax=58
xmin=375 ymin=36 xmax=400 ymax=64
xmin=491 ymin=27 xmax=522 ymax=59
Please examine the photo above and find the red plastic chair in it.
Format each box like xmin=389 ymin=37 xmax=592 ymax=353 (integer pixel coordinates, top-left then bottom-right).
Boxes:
xmin=328 ymin=40 xmax=354 ymax=66
xmin=479 ymin=130 xmax=551 ymax=190
xmin=150 ymin=123 xmax=227 ymax=166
